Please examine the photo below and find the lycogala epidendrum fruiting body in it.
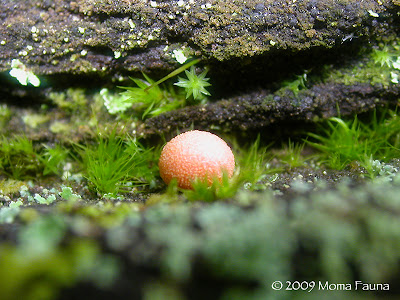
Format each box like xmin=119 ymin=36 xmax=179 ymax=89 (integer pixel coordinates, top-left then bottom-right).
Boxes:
xmin=158 ymin=130 xmax=235 ymax=189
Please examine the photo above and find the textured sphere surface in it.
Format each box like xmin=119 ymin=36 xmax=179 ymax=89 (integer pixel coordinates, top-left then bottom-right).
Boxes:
xmin=159 ymin=130 xmax=235 ymax=189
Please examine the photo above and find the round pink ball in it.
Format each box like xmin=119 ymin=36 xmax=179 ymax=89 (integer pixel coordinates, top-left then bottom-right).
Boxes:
xmin=158 ymin=130 xmax=235 ymax=189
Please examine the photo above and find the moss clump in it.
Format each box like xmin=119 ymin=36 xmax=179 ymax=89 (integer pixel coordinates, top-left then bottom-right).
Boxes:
xmin=0 ymin=179 xmax=27 ymax=195
xmin=0 ymin=135 xmax=70 ymax=180
xmin=74 ymin=129 xmax=158 ymax=196
xmin=0 ymin=104 xmax=11 ymax=130
xmin=307 ymin=109 xmax=400 ymax=175
xmin=48 ymin=89 xmax=88 ymax=114
xmin=323 ymin=42 xmax=400 ymax=87
xmin=0 ymin=136 xmax=42 ymax=179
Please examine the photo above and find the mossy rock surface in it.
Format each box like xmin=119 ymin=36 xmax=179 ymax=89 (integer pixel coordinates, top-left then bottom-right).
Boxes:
xmin=1 ymin=0 xmax=399 ymax=76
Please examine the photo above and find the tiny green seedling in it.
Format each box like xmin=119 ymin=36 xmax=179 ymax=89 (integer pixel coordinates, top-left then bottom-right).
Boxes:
xmin=371 ymin=47 xmax=395 ymax=68
xmin=117 ymin=58 xmax=211 ymax=118
xmin=174 ymin=66 xmax=211 ymax=100
xmin=281 ymin=72 xmax=308 ymax=96
xmin=144 ymin=58 xmax=201 ymax=92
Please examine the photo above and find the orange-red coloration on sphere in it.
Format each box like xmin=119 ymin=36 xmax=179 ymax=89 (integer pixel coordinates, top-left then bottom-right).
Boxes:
xmin=158 ymin=130 xmax=235 ymax=189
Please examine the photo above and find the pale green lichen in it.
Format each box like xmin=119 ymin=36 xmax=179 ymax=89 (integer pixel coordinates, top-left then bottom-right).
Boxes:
xmin=48 ymin=89 xmax=88 ymax=111
xmin=172 ymin=49 xmax=189 ymax=64
xmin=33 ymin=193 xmax=57 ymax=205
xmin=59 ymin=186 xmax=82 ymax=202
xmin=9 ymin=59 xmax=40 ymax=87
xmin=22 ymin=113 xmax=50 ymax=129
xmin=100 ymin=88 xmax=132 ymax=115
xmin=0 ymin=206 xmax=20 ymax=224
xmin=49 ymin=121 xmax=72 ymax=134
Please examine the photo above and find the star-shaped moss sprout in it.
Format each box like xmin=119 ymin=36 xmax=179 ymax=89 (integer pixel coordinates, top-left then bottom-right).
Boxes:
xmin=174 ymin=66 xmax=211 ymax=100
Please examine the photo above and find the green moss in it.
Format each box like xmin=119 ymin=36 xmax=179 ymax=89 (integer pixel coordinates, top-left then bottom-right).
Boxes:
xmin=183 ymin=173 xmax=237 ymax=202
xmin=279 ymin=73 xmax=308 ymax=96
xmin=138 ymin=198 xmax=294 ymax=293
xmin=0 ymin=135 xmax=41 ymax=179
xmin=0 ymin=236 xmax=119 ymax=300
xmin=174 ymin=66 xmax=211 ymax=100
xmin=49 ymin=121 xmax=73 ymax=134
xmin=0 ymin=179 xmax=27 ymax=195
xmin=143 ymin=282 xmax=185 ymax=300
xmin=44 ymin=87 xmax=114 ymax=141
xmin=275 ymin=139 xmax=310 ymax=169
xmin=62 ymin=202 xmax=142 ymax=228
xmin=0 ymin=136 xmax=70 ymax=180
xmin=48 ymin=88 xmax=88 ymax=114
xmin=307 ymin=110 xmax=400 ymax=174
xmin=117 ymin=73 xmax=182 ymax=119
xmin=0 ymin=104 xmax=11 ymax=129
xmin=74 ymin=129 xmax=158 ymax=196
xmin=232 ymin=135 xmax=281 ymax=191
xmin=371 ymin=47 xmax=396 ymax=67
xmin=40 ymin=144 xmax=70 ymax=176
xmin=133 ymin=177 xmax=400 ymax=297
xmin=291 ymin=175 xmax=400 ymax=283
